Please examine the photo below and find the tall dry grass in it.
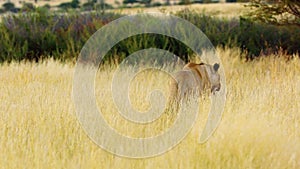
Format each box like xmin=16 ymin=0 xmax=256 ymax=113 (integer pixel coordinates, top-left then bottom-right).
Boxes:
xmin=0 ymin=47 xmax=299 ymax=168
xmin=114 ymin=3 xmax=246 ymax=17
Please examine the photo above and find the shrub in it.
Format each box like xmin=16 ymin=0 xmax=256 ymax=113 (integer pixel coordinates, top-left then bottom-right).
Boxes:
xmin=123 ymin=0 xmax=139 ymax=4
xmin=176 ymin=10 xmax=300 ymax=59
xmin=95 ymin=2 xmax=114 ymax=10
xmin=0 ymin=9 xmax=299 ymax=63
xmin=58 ymin=0 xmax=80 ymax=10
xmin=2 ymin=2 xmax=15 ymax=11
xmin=21 ymin=3 xmax=35 ymax=12
xmin=226 ymin=0 xmax=236 ymax=2
xmin=151 ymin=2 xmax=162 ymax=7
xmin=43 ymin=4 xmax=51 ymax=9
xmin=178 ymin=0 xmax=192 ymax=5
xmin=239 ymin=17 xmax=300 ymax=58
xmin=0 ymin=10 xmax=122 ymax=62
xmin=82 ymin=2 xmax=94 ymax=11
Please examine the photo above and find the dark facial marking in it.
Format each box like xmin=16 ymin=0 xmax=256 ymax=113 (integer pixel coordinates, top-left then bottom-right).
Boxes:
xmin=213 ymin=63 xmax=219 ymax=71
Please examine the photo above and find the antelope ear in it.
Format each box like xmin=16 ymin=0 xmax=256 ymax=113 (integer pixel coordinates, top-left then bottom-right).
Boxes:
xmin=213 ymin=63 xmax=219 ymax=71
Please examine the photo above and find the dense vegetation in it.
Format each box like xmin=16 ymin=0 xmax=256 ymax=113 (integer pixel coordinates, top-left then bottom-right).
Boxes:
xmin=246 ymin=0 xmax=300 ymax=27
xmin=0 ymin=8 xmax=299 ymax=63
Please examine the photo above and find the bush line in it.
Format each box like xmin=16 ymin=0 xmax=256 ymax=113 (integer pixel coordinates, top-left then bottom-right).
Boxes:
xmin=0 ymin=9 xmax=299 ymax=63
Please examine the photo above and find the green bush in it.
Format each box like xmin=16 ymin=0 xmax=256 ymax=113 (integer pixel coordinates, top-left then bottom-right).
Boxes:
xmin=95 ymin=2 xmax=114 ymax=10
xmin=178 ymin=0 xmax=192 ymax=5
xmin=2 ymin=2 xmax=15 ymax=11
xmin=123 ymin=0 xmax=138 ymax=4
xmin=0 ymin=8 xmax=5 ymax=14
xmin=239 ymin=17 xmax=300 ymax=58
xmin=43 ymin=4 xmax=51 ymax=9
xmin=226 ymin=0 xmax=236 ymax=2
xmin=150 ymin=2 xmax=162 ymax=7
xmin=0 ymin=9 xmax=299 ymax=63
xmin=21 ymin=3 xmax=35 ymax=12
xmin=176 ymin=10 xmax=300 ymax=59
xmin=82 ymin=2 xmax=94 ymax=11
xmin=0 ymin=10 xmax=122 ymax=62
xmin=58 ymin=0 xmax=80 ymax=10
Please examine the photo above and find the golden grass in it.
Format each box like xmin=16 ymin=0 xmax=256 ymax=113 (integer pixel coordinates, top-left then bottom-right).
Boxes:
xmin=114 ymin=3 xmax=247 ymax=17
xmin=0 ymin=1 xmax=246 ymax=18
xmin=0 ymin=47 xmax=299 ymax=168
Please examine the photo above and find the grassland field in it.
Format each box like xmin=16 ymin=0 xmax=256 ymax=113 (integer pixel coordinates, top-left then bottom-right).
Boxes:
xmin=0 ymin=1 xmax=299 ymax=168
xmin=0 ymin=1 xmax=246 ymax=18
xmin=0 ymin=46 xmax=299 ymax=168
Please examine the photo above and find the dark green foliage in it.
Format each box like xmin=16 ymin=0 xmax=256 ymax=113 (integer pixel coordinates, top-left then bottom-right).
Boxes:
xmin=178 ymin=0 xmax=191 ymax=5
xmin=203 ymin=0 xmax=219 ymax=3
xmin=43 ymin=4 xmax=51 ymax=9
xmin=82 ymin=2 xmax=95 ymax=11
xmin=246 ymin=0 xmax=300 ymax=27
xmin=141 ymin=0 xmax=152 ymax=6
xmin=122 ymin=0 xmax=151 ymax=6
xmin=123 ymin=0 xmax=139 ymax=4
xmin=95 ymin=2 xmax=114 ymax=10
xmin=151 ymin=2 xmax=162 ymax=7
xmin=177 ymin=10 xmax=300 ymax=59
xmin=58 ymin=3 xmax=73 ymax=10
xmin=177 ymin=11 xmax=240 ymax=48
xmin=58 ymin=0 xmax=80 ymax=10
xmin=82 ymin=0 xmax=114 ymax=11
xmin=0 ymin=9 xmax=299 ymax=63
xmin=239 ymin=17 xmax=300 ymax=58
xmin=21 ymin=3 xmax=35 ymax=12
xmin=2 ymin=2 xmax=15 ymax=11
xmin=0 ymin=10 xmax=122 ymax=62
xmin=107 ymin=34 xmax=192 ymax=63
xmin=71 ymin=0 xmax=80 ymax=8
xmin=191 ymin=0 xmax=203 ymax=4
